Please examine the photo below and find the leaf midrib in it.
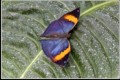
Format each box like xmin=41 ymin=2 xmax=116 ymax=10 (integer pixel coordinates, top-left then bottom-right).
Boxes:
xmin=20 ymin=50 xmax=43 ymax=78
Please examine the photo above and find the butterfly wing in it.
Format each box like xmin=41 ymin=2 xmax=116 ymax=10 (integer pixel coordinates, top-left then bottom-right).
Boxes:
xmin=40 ymin=20 xmax=65 ymax=37
xmin=40 ymin=38 xmax=71 ymax=66
xmin=41 ymin=8 xmax=80 ymax=37
xmin=59 ymin=7 xmax=80 ymax=33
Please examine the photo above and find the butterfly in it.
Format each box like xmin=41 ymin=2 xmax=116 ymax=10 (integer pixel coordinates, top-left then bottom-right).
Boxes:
xmin=40 ymin=8 xmax=80 ymax=66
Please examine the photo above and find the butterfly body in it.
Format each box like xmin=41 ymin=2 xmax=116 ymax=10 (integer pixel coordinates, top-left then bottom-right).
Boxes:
xmin=40 ymin=8 xmax=80 ymax=66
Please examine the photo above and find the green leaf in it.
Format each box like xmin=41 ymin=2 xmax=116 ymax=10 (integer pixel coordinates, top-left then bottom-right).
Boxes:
xmin=2 ymin=0 xmax=119 ymax=78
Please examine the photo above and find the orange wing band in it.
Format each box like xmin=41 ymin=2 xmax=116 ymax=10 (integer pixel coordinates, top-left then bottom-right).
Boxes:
xmin=64 ymin=14 xmax=78 ymax=24
xmin=52 ymin=43 xmax=71 ymax=62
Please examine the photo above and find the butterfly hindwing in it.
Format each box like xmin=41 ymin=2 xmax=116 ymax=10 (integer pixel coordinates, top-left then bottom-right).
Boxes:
xmin=40 ymin=38 xmax=71 ymax=66
xmin=41 ymin=8 xmax=80 ymax=38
